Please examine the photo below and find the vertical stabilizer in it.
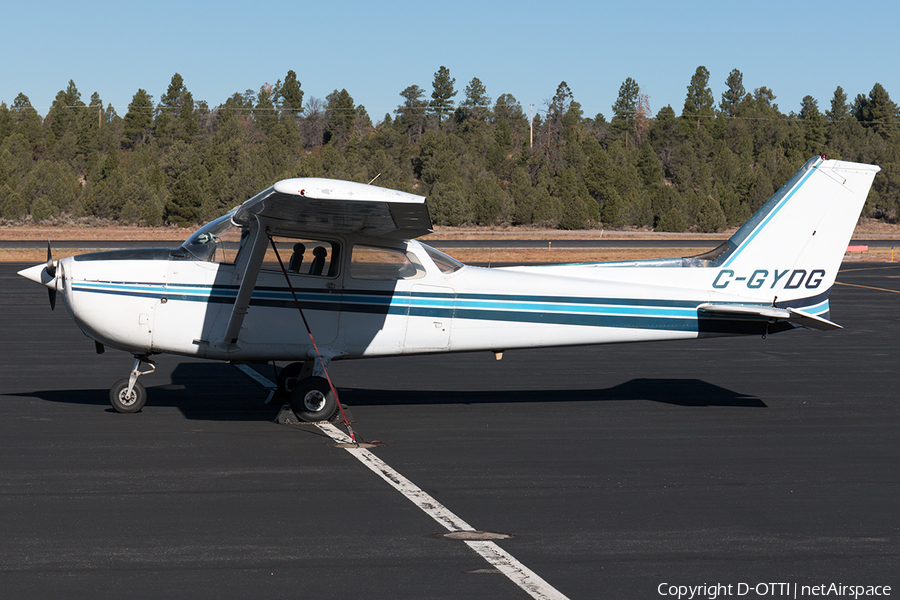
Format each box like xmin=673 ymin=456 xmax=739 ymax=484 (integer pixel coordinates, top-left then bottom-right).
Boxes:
xmin=709 ymin=156 xmax=879 ymax=306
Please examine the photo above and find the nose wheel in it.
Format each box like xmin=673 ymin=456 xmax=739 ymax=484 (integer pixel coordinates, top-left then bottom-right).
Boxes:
xmin=109 ymin=357 xmax=156 ymax=413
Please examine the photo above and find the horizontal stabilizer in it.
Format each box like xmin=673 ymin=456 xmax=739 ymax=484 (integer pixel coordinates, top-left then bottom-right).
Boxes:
xmin=697 ymin=303 xmax=841 ymax=331
xmin=785 ymin=307 xmax=842 ymax=331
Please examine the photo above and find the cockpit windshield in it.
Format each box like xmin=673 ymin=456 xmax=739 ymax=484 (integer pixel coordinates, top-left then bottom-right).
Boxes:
xmin=179 ymin=209 xmax=245 ymax=263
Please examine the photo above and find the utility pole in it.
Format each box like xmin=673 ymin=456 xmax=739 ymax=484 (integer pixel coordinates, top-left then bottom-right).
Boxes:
xmin=529 ymin=104 xmax=533 ymax=149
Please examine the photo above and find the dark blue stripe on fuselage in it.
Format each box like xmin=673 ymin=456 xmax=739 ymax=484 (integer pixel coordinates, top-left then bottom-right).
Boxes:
xmin=71 ymin=280 xmax=822 ymax=335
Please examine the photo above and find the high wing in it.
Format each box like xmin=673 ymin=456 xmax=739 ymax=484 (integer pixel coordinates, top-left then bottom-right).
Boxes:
xmin=221 ymin=178 xmax=432 ymax=350
xmin=232 ymin=177 xmax=432 ymax=240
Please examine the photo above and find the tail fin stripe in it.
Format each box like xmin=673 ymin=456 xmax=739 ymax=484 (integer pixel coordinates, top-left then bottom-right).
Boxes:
xmin=721 ymin=164 xmax=819 ymax=269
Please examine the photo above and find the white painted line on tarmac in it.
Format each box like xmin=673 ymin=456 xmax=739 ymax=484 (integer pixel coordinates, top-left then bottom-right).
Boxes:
xmin=237 ymin=365 xmax=570 ymax=600
xmin=234 ymin=364 xmax=276 ymax=403
xmin=318 ymin=421 xmax=570 ymax=600
xmin=234 ymin=363 xmax=277 ymax=390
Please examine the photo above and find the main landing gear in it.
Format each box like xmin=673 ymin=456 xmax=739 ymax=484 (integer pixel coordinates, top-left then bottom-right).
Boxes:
xmin=105 ymin=356 xmax=341 ymax=422
xmin=277 ymin=359 xmax=340 ymax=423
xmin=109 ymin=356 xmax=156 ymax=413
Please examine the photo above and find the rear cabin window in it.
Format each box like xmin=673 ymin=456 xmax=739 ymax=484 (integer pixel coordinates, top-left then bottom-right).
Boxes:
xmin=350 ymin=246 xmax=425 ymax=281
xmin=421 ymin=243 xmax=464 ymax=274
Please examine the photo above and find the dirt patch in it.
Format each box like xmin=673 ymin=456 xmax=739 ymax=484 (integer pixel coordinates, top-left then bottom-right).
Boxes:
xmin=0 ymin=226 xmax=191 ymax=242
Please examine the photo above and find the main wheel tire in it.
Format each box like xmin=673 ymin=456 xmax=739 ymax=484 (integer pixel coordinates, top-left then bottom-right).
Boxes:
xmin=277 ymin=362 xmax=305 ymax=395
xmin=290 ymin=376 xmax=337 ymax=422
xmin=110 ymin=378 xmax=147 ymax=413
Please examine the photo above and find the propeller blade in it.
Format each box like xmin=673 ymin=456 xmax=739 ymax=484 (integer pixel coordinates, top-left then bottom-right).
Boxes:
xmin=46 ymin=239 xmax=57 ymax=310
xmin=46 ymin=239 xmax=56 ymax=277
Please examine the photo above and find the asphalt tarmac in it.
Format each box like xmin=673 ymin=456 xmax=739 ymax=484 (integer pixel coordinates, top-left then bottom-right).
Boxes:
xmin=1 ymin=262 xmax=898 ymax=599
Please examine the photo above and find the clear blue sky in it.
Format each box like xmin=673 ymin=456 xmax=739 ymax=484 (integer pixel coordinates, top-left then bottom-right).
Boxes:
xmin=2 ymin=0 xmax=897 ymax=122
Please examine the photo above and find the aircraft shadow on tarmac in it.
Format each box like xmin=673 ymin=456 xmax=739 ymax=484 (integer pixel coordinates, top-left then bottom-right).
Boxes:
xmin=337 ymin=378 xmax=766 ymax=408
xmin=14 ymin=364 xmax=765 ymax=420
xmin=13 ymin=363 xmax=279 ymax=421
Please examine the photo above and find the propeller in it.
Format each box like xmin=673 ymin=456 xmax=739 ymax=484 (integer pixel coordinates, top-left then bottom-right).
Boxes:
xmin=46 ymin=240 xmax=57 ymax=310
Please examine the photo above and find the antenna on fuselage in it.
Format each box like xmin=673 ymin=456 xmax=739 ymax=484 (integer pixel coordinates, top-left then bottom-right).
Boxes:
xmin=367 ymin=173 xmax=382 ymax=185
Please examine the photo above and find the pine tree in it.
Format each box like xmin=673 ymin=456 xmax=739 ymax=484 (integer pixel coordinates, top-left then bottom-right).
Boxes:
xmin=611 ymin=78 xmax=640 ymax=144
xmin=0 ymin=102 xmax=12 ymax=142
xmin=155 ymin=73 xmax=192 ymax=143
xmin=612 ymin=78 xmax=639 ymax=121
xmin=325 ymin=88 xmax=357 ymax=146
xmin=494 ymin=93 xmax=524 ymax=122
xmin=682 ymin=66 xmax=715 ymax=129
xmin=46 ymin=80 xmax=85 ymax=141
xmin=826 ymin=86 xmax=850 ymax=122
xmin=546 ymin=81 xmax=574 ymax=149
xmin=10 ymin=93 xmax=41 ymax=144
xmin=176 ymin=90 xmax=198 ymax=142
xmin=254 ymin=84 xmax=278 ymax=135
xmin=430 ymin=66 xmax=457 ymax=125
xmin=276 ymin=70 xmax=304 ymax=119
xmin=395 ymin=85 xmax=428 ymax=141
xmin=656 ymin=206 xmax=687 ymax=232
xmin=799 ymin=95 xmax=825 ymax=152
xmin=461 ymin=77 xmax=491 ymax=121
xmin=855 ymin=83 xmax=897 ymax=138
xmin=167 ymin=172 xmax=205 ymax=225
xmin=720 ymin=69 xmax=746 ymax=117
xmin=696 ymin=194 xmax=726 ymax=232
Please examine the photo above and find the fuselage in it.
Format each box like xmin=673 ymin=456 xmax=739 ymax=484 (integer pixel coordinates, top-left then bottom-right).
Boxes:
xmin=42 ymin=235 xmax=819 ymax=364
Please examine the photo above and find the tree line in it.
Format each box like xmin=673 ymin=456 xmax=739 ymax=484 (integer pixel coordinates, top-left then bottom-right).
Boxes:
xmin=0 ymin=66 xmax=898 ymax=231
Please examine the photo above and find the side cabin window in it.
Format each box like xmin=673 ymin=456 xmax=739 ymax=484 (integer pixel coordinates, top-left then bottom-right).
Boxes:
xmin=263 ymin=236 xmax=340 ymax=277
xmin=421 ymin=243 xmax=464 ymax=274
xmin=350 ymin=245 xmax=425 ymax=281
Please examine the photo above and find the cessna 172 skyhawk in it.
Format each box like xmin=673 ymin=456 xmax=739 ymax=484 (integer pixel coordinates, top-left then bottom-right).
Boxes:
xmin=18 ymin=155 xmax=880 ymax=421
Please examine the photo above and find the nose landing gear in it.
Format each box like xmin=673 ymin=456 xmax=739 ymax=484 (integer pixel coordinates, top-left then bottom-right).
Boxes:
xmin=109 ymin=356 xmax=156 ymax=413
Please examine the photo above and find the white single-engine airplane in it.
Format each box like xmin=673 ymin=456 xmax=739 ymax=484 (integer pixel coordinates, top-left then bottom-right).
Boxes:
xmin=19 ymin=155 xmax=880 ymax=421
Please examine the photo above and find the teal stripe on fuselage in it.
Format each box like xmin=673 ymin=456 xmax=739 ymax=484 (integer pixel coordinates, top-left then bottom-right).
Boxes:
xmin=74 ymin=280 xmax=824 ymax=333
xmin=448 ymin=298 xmax=695 ymax=318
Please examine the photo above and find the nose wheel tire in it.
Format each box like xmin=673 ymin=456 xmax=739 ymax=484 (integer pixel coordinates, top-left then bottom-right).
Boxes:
xmin=290 ymin=376 xmax=337 ymax=422
xmin=110 ymin=378 xmax=147 ymax=414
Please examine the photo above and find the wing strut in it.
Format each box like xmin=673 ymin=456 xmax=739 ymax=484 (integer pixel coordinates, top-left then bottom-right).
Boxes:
xmin=217 ymin=218 xmax=270 ymax=351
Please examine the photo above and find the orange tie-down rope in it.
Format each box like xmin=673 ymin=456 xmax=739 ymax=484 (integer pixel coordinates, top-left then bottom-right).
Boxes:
xmin=267 ymin=234 xmax=360 ymax=442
